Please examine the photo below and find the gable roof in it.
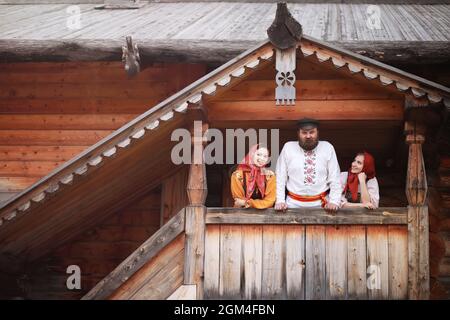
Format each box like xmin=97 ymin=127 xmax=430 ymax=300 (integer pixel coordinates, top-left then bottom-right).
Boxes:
xmin=0 ymin=34 xmax=449 ymax=270
xmin=0 ymin=2 xmax=449 ymax=63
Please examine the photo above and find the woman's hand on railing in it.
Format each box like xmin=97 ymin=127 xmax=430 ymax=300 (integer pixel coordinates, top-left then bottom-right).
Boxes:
xmin=324 ymin=203 xmax=339 ymax=214
xmin=234 ymin=198 xmax=247 ymax=208
xmin=274 ymin=202 xmax=288 ymax=212
xmin=363 ymin=202 xmax=375 ymax=210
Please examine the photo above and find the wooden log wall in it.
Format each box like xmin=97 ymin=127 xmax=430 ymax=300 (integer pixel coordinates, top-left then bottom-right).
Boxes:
xmin=429 ymin=118 xmax=450 ymax=298
xmin=204 ymin=222 xmax=409 ymax=300
xmin=0 ymin=186 xmax=162 ymax=299
xmin=0 ymin=61 xmax=206 ymax=204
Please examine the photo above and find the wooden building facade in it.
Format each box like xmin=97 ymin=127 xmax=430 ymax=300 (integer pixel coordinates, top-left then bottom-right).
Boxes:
xmin=0 ymin=1 xmax=449 ymax=300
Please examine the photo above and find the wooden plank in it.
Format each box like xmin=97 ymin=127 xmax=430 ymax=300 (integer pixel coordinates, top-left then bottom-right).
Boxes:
xmin=0 ymin=98 xmax=162 ymax=114
xmin=0 ymin=161 xmax=64 ymax=177
xmin=242 ymin=225 xmax=263 ymax=300
xmin=130 ymin=249 xmax=184 ymax=300
xmin=207 ymin=100 xmax=404 ymax=121
xmin=167 ymin=284 xmax=197 ymax=300
xmin=326 ymin=226 xmax=348 ymax=300
xmin=418 ymin=206 xmax=430 ymax=299
xmin=285 ymin=225 xmax=305 ymax=300
xmin=219 ymin=225 xmax=242 ymax=299
xmin=203 ymin=224 xmax=220 ymax=299
xmin=206 ymin=208 xmax=408 ymax=225
xmin=0 ymin=114 xmax=136 ymax=130
xmin=108 ymin=234 xmax=185 ymax=300
xmin=0 ymin=63 xmax=203 ymax=83
xmin=216 ymin=79 xmax=401 ymax=101
xmin=82 ymin=209 xmax=185 ymax=300
xmin=0 ymin=177 xmax=38 ymax=192
xmin=388 ymin=226 xmax=408 ymax=299
xmin=347 ymin=225 xmax=367 ymax=299
xmin=261 ymin=225 xmax=284 ymax=299
xmin=366 ymin=226 xmax=389 ymax=299
xmin=0 ymin=82 xmax=172 ymax=99
xmin=305 ymin=225 xmax=326 ymax=300
xmin=160 ymin=166 xmax=189 ymax=225
xmin=0 ymin=146 xmax=87 ymax=161
xmin=0 ymin=130 xmax=112 ymax=146
xmin=184 ymin=206 xmax=205 ymax=299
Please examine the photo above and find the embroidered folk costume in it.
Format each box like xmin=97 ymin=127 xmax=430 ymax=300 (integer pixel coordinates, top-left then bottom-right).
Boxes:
xmin=276 ymin=141 xmax=342 ymax=208
xmin=230 ymin=145 xmax=276 ymax=209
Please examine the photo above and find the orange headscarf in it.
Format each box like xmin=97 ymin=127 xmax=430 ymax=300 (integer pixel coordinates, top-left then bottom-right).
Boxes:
xmin=237 ymin=144 xmax=267 ymax=200
xmin=343 ymin=151 xmax=376 ymax=202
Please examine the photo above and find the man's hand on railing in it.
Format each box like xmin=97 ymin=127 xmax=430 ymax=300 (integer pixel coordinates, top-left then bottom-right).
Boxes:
xmin=324 ymin=203 xmax=339 ymax=214
xmin=274 ymin=202 xmax=288 ymax=212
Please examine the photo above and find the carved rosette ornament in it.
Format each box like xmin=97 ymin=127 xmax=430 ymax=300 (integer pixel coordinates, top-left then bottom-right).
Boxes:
xmin=267 ymin=3 xmax=303 ymax=106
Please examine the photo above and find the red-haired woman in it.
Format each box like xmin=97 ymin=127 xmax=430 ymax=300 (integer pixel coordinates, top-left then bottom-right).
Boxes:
xmin=341 ymin=151 xmax=379 ymax=209
xmin=230 ymin=145 xmax=276 ymax=209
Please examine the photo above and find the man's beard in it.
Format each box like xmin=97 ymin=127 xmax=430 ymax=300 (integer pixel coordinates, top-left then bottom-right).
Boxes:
xmin=298 ymin=137 xmax=319 ymax=151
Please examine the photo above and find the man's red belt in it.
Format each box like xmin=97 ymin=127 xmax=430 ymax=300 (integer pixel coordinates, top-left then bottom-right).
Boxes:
xmin=287 ymin=190 xmax=329 ymax=208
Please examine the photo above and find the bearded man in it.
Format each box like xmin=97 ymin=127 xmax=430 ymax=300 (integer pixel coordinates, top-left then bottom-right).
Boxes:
xmin=275 ymin=118 xmax=342 ymax=213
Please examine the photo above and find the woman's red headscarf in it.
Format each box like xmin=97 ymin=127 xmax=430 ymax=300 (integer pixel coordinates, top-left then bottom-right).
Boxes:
xmin=343 ymin=151 xmax=376 ymax=202
xmin=237 ymin=144 xmax=267 ymax=200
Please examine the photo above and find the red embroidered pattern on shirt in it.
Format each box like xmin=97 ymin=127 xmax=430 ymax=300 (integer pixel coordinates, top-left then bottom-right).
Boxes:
xmin=303 ymin=150 xmax=316 ymax=185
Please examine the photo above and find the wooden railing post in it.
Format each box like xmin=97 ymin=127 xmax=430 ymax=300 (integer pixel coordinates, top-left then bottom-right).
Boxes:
xmin=405 ymin=120 xmax=429 ymax=299
xmin=184 ymin=121 xmax=208 ymax=299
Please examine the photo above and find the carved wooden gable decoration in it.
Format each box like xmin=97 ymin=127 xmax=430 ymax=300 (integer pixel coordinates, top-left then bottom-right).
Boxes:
xmin=267 ymin=3 xmax=302 ymax=106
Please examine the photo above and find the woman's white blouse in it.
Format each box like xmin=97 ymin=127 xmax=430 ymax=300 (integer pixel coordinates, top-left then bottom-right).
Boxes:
xmin=340 ymin=172 xmax=380 ymax=208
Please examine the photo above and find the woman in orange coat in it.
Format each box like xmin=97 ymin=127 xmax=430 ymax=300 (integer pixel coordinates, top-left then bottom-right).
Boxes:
xmin=230 ymin=144 xmax=276 ymax=209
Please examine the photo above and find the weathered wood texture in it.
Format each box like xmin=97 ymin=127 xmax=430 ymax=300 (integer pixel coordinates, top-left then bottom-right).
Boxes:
xmin=204 ymin=222 xmax=408 ymax=299
xmin=206 ymin=207 xmax=407 ymax=225
xmin=184 ymin=206 xmax=205 ymax=299
xmin=0 ymin=61 xmax=206 ymax=204
xmin=0 ymin=187 xmax=162 ymax=300
xmin=108 ymin=233 xmax=185 ymax=300
xmin=83 ymin=207 xmax=185 ymax=300
xmin=1 ymin=3 xmax=449 ymax=63
xmin=160 ymin=166 xmax=189 ymax=225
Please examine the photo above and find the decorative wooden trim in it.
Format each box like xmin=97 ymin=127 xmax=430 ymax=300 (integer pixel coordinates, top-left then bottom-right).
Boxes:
xmin=267 ymin=3 xmax=302 ymax=50
xmin=404 ymin=119 xmax=430 ymax=299
xmin=184 ymin=206 xmax=206 ymax=299
xmin=205 ymin=208 xmax=407 ymax=225
xmin=82 ymin=208 xmax=185 ymax=300
xmin=122 ymin=36 xmax=141 ymax=78
xmin=187 ymin=122 xmax=208 ymax=206
xmin=404 ymin=121 xmax=427 ymax=206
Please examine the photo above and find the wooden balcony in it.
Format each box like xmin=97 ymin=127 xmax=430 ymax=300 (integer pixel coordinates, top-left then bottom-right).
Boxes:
xmin=204 ymin=207 xmax=408 ymax=300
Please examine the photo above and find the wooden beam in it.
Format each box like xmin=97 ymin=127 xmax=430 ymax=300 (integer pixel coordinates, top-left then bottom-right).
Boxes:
xmin=1 ymin=38 xmax=450 ymax=65
xmin=404 ymin=120 xmax=430 ymax=300
xmin=207 ymin=100 xmax=404 ymax=121
xmin=405 ymin=121 xmax=427 ymax=206
xmin=82 ymin=208 xmax=185 ymax=300
xmin=187 ymin=122 xmax=208 ymax=206
xmin=184 ymin=206 xmax=205 ymax=299
xmin=206 ymin=208 xmax=407 ymax=225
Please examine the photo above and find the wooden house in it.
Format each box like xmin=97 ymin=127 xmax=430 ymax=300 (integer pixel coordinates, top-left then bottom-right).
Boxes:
xmin=0 ymin=1 xmax=449 ymax=300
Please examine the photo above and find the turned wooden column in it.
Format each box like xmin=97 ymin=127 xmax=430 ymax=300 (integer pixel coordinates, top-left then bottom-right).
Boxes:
xmin=184 ymin=121 xmax=208 ymax=299
xmin=405 ymin=120 xmax=429 ymax=299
